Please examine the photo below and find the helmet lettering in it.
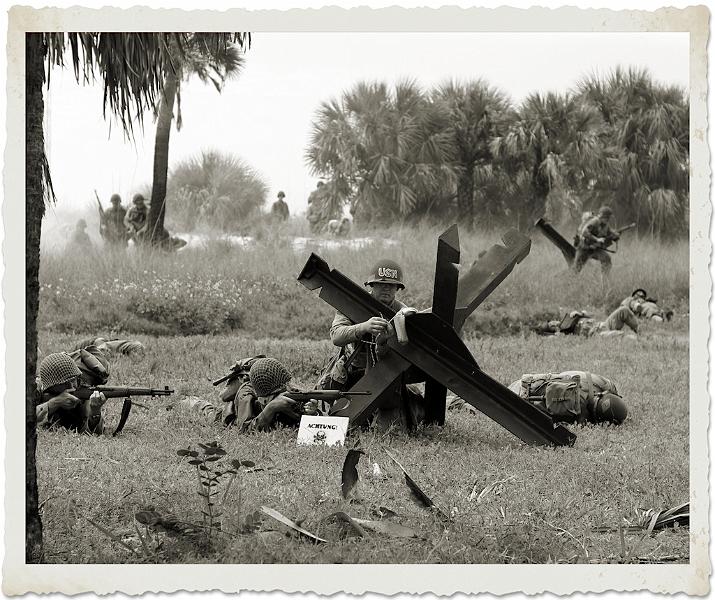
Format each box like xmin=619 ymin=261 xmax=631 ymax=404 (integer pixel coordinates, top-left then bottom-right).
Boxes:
xmin=378 ymin=267 xmax=398 ymax=279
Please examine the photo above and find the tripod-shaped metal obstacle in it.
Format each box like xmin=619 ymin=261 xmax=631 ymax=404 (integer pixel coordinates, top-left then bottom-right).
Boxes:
xmin=297 ymin=225 xmax=576 ymax=447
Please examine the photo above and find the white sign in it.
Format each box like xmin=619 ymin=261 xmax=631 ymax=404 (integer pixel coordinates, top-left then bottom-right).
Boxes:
xmin=297 ymin=415 xmax=349 ymax=447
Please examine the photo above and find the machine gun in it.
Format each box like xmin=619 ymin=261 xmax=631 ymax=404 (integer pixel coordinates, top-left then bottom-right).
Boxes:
xmin=42 ymin=385 xmax=174 ymax=436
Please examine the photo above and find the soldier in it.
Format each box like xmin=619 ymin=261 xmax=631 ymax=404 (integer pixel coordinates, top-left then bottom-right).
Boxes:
xmin=181 ymin=357 xmax=320 ymax=430
xmin=573 ymin=206 xmax=619 ymax=274
xmin=325 ymin=259 xmax=425 ymax=430
xmin=327 ymin=217 xmax=352 ymax=237
xmin=306 ymin=181 xmax=325 ymax=234
xmin=70 ymin=219 xmax=93 ymax=249
xmin=535 ymin=305 xmax=639 ymax=337
xmin=621 ymin=289 xmax=674 ymax=322
xmin=35 ymin=352 xmax=107 ymax=434
xmin=73 ymin=336 xmax=145 ymax=359
xmin=271 ymin=191 xmax=290 ymax=221
xmin=125 ymin=193 xmax=149 ymax=241
xmin=102 ymin=194 xmax=128 ymax=247
xmin=508 ymin=371 xmax=628 ymax=425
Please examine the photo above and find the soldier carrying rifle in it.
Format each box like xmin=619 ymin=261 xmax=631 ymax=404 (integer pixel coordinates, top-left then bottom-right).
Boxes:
xmin=573 ymin=205 xmax=632 ymax=275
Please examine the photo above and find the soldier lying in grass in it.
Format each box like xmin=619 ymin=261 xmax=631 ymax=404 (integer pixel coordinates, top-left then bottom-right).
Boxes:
xmin=621 ymin=288 xmax=674 ymax=323
xmin=183 ymin=357 xmax=321 ymax=431
xmin=35 ymin=352 xmax=108 ymax=434
xmin=534 ymin=305 xmax=639 ymax=337
xmin=508 ymin=371 xmax=628 ymax=425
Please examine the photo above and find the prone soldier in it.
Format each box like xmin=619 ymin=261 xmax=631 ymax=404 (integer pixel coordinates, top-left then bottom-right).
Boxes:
xmin=535 ymin=306 xmax=639 ymax=337
xmin=621 ymin=288 xmax=674 ymax=322
xmin=508 ymin=371 xmax=628 ymax=425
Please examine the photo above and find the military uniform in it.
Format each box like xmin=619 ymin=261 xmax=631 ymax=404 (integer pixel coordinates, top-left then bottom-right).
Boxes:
xmin=539 ymin=306 xmax=639 ymax=337
xmin=271 ymin=197 xmax=290 ymax=221
xmin=620 ymin=293 xmax=672 ymax=322
xmin=574 ymin=211 xmax=619 ymax=274
xmin=125 ymin=204 xmax=148 ymax=235
xmin=71 ymin=222 xmax=92 ymax=249
xmin=102 ymin=204 xmax=128 ymax=246
xmin=508 ymin=371 xmax=626 ymax=424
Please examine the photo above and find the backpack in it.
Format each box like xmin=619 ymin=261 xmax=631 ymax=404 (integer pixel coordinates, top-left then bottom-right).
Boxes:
xmin=68 ymin=345 xmax=110 ymax=386
xmin=573 ymin=211 xmax=595 ymax=247
xmin=558 ymin=311 xmax=589 ymax=334
xmin=521 ymin=372 xmax=587 ymax=420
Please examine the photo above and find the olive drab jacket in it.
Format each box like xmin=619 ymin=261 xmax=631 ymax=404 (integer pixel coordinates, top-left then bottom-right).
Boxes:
xmin=330 ymin=298 xmax=407 ymax=372
xmin=578 ymin=216 xmax=618 ymax=250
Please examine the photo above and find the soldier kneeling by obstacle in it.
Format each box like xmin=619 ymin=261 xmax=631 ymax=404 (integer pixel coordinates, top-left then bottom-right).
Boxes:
xmin=508 ymin=371 xmax=627 ymax=425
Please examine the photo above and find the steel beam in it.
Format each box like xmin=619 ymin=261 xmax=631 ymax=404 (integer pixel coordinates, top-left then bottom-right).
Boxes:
xmin=424 ymin=224 xmax=461 ymax=425
xmin=534 ymin=218 xmax=576 ymax=266
xmin=453 ymin=229 xmax=531 ymax=332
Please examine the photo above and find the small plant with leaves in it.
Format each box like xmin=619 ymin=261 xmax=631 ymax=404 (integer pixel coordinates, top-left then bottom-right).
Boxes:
xmin=177 ymin=441 xmax=256 ymax=537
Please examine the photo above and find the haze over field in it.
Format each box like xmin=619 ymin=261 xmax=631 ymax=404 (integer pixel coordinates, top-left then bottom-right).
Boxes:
xmin=44 ymin=32 xmax=688 ymax=220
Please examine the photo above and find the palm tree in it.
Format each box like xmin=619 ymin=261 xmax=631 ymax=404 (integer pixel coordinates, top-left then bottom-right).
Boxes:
xmin=146 ymin=35 xmax=245 ymax=245
xmin=306 ymin=80 xmax=455 ymax=224
xmin=432 ymin=79 xmax=511 ymax=228
xmin=26 ymin=32 xmax=249 ymax=561
xmin=491 ymin=92 xmax=604 ymax=229
xmin=577 ymin=67 xmax=689 ymax=236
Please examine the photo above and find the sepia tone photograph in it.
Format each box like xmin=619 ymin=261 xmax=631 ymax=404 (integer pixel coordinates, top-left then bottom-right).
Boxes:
xmin=4 ymin=2 xmax=709 ymax=596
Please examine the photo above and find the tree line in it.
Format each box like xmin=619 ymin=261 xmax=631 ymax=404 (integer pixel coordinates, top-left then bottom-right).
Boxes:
xmin=306 ymin=68 xmax=689 ymax=237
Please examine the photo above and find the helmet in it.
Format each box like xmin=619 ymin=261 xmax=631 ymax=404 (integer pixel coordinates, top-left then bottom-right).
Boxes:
xmin=364 ymin=259 xmax=405 ymax=289
xmin=632 ymin=288 xmax=647 ymax=299
xmin=132 ymin=194 xmax=146 ymax=205
xmin=277 ymin=191 xmax=285 ymax=198
xmin=249 ymin=358 xmax=292 ymax=397
xmin=110 ymin=194 xmax=121 ymax=204
xmin=595 ymin=393 xmax=627 ymax=424
xmin=38 ymin=352 xmax=81 ymax=392
xmin=598 ymin=206 xmax=613 ymax=218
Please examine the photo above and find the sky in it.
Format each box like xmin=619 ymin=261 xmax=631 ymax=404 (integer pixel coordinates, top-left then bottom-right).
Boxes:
xmin=44 ymin=32 xmax=689 ymax=218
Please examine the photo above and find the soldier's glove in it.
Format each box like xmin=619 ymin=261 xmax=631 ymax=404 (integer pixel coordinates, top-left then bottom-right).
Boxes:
xmin=89 ymin=391 xmax=107 ymax=413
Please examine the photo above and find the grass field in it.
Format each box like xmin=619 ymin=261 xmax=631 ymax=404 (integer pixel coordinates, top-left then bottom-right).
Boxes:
xmin=35 ymin=231 xmax=690 ymax=564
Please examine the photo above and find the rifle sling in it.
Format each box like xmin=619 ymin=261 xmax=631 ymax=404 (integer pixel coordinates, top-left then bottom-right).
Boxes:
xmin=112 ymin=397 xmax=133 ymax=436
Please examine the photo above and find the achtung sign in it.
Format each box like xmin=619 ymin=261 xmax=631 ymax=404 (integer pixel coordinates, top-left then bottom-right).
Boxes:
xmin=297 ymin=415 xmax=349 ymax=447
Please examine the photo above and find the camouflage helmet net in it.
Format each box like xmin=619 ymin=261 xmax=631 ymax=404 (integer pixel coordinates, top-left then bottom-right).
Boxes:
xmin=39 ymin=352 xmax=81 ymax=392
xmin=249 ymin=358 xmax=292 ymax=397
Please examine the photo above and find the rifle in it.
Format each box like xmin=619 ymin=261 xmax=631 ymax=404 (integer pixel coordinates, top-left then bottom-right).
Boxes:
xmin=577 ymin=222 xmax=636 ymax=252
xmin=95 ymin=190 xmax=106 ymax=237
xmin=42 ymin=385 xmax=174 ymax=436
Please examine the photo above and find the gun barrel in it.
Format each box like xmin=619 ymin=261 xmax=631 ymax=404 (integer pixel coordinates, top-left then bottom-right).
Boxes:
xmin=212 ymin=373 xmax=236 ymax=386
xmin=82 ymin=385 xmax=174 ymax=398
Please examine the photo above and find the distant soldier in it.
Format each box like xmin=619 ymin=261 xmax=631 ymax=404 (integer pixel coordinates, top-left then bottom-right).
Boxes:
xmin=325 ymin=259 xmax=426 ymax=431
xmin=508 ymin=371 xmax=627 ymax=425
xmin=306 ymin=181 xmax=325 ymax=234
xmin=327 ymin=217 xmax=351 ymax=237
xmin=535 ymin=305 xmax=639 ymax=337
xmin=125 ymin=194 xmax=148 ymax=241
xmin=102 ymin=194 xmax=128 ymax=247
xmin=35 ymin=352 xmax=108 ymax=434
xmin=271 ymin=191 xmax=290 ymax=221
xmin=70 ymin=219 xmax=92 ymax=250
xmin=574 ymin=206 xmax=619 ymax=274
xmin=621 ymin=288 xmax=674 ymax=322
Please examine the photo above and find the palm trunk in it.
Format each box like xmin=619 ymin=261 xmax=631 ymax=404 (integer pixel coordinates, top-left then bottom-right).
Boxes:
xmin=147 ymin=67 xmax=178 ymax=245
xmin=457 ymin=163 xmax=475 ymax=228
xmin=25 ymin=32 xmax=45 ymax=563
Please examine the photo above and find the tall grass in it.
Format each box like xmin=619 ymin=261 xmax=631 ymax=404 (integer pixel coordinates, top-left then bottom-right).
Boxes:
xmin=38 ymin=225 xmax=689 ymax=338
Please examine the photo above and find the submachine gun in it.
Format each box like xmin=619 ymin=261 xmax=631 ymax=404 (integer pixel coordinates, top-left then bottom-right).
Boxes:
xmin=584 ymin=222 xmax=636 ymax=252
xmin=42 ymin=385 xmax=174 ymax=436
